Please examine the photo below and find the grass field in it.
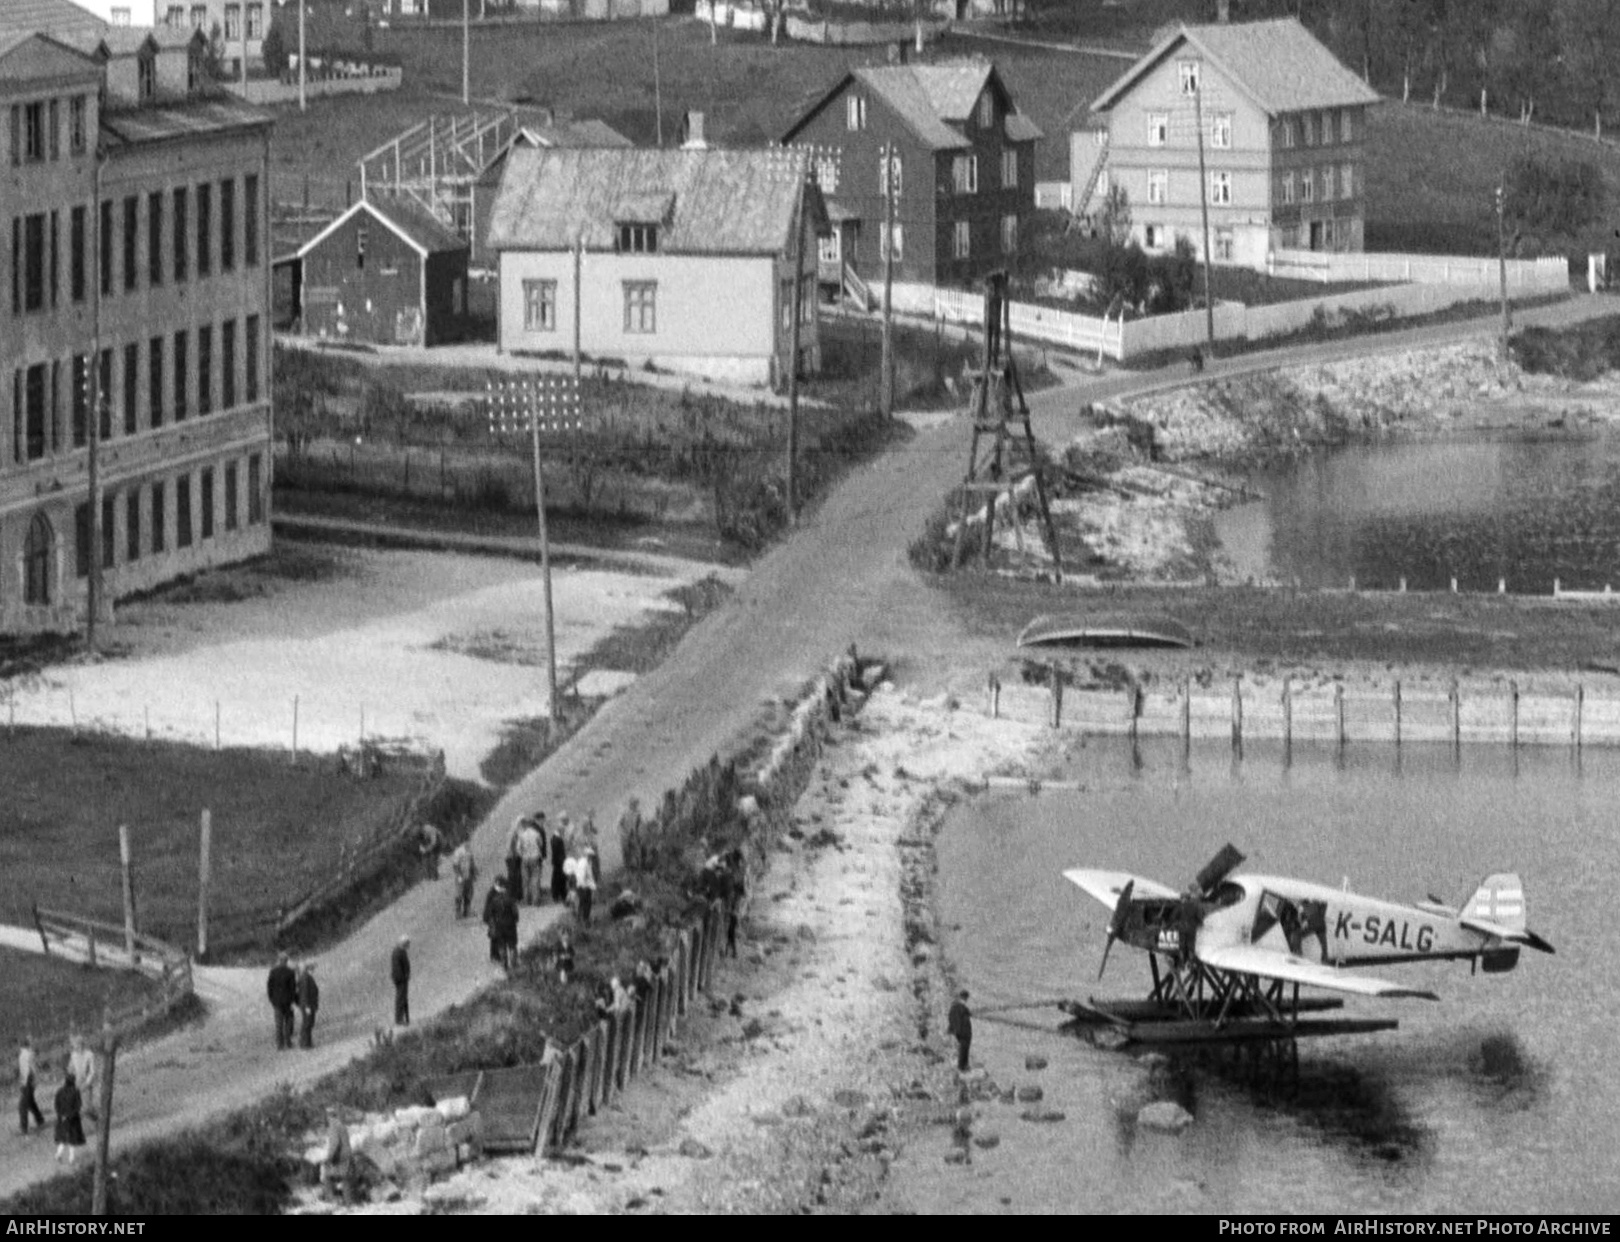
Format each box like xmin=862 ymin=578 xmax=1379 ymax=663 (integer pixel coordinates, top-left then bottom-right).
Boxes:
xmin=0 ymin=730 xmax=431 ymax=955
xmin=0 ymin=948 xmax=159 ymax=1058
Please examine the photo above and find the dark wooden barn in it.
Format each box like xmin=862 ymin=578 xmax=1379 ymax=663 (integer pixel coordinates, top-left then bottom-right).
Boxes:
xmin=295 ymin=197 xmax=469 ymax=347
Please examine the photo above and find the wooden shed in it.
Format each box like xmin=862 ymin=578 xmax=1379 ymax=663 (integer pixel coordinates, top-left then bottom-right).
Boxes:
xmin=296 ymin=197 xmax=469 ymax=347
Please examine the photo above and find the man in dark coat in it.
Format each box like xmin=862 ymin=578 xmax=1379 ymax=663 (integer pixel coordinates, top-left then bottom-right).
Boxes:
xmin=297 ymin=962 xmax=320 ymax=1049
xmin=947 ymin=990 xmax=973 ymax=1073
xmin=549 ymin=821 xmax=568 ymax=903
xmin=267 ymin=953 xmax=298 ymax=1050
xmin=390 ymin=936 xmax=411 ymax=1027
xmin=492 ymin=884 xmax=520 ymax=971
xmin=53 ymin=1073 xmax=84 ymax=1165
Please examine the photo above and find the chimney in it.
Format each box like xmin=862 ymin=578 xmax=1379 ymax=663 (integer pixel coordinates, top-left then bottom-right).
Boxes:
xmin=681 ymin=111 xmax=708 ymax=150
xmin=1216 ymin=0 xmax=1231 ymax=21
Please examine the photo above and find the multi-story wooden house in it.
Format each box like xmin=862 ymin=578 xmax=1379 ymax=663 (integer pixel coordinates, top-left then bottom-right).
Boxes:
xmin=0 ymin=27 xmax=273 ymax=634
xmin=780 ymin=59 xmax=1040 ymax=292
xmin=1090 ymin=18 xmax=1380 ymax=269
xmin=487 ymin=146 xmax=826 ymax=387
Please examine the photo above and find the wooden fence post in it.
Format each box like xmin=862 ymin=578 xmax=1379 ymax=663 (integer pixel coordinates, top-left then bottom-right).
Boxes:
xmin=197 ymin=809 xmax=212 ymax=961
xmin=1450 ymin=678 xmax=1461 ymax=751
xmin=564 ymin=1042 xmax=585 ymax=1139
xmin=1574 ymin=684 xmax=1584 ymax=751
xmin=1510 ymin=680 xmax=1519 ymax=749
xmin=1335 ymin=682 xmax=1346 ymax=748
xmin=1282 ymin=678 xmax=1292 ymax=748
xmin=1050 ymin=668 xmax=1063 ymax=728
xmin=587 ymin=1023 xmax=605 ymax=1115
xmin=600 ymin=1017 xmax=617 ymax=1106
xmin=987 ymin=672 xmax=1000 ymax=719
xmin=118 ymin=825 xmax=138 ymax=966
xmin=628 ymin=997 xmax=646 ymax=1079
xmin=1231 ymin=677 xmax=1243 ymax=750
xmin=615 ymin=1008 xmax=632 ymax=1091
xmin=1181 ymin=677 xmax=1191 ymax=742
xmin=1128 ymin=686 xmax=1141 ymax=740
xmin=650 ymin=973 xmax=667 ymax=1063
xmin=1394 ymin=680 xmax=1402 ymax=748
xmin=675 ymin=932 xmax=691 ymax=1017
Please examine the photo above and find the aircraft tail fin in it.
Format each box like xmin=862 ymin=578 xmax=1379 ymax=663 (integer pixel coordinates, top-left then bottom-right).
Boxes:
xmin=1464 ymin=873 xmax=1525 ymax=931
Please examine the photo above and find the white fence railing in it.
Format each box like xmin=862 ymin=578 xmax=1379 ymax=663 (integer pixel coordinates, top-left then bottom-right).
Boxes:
xmin=876 ymin=250 xmax=1572 ymax=361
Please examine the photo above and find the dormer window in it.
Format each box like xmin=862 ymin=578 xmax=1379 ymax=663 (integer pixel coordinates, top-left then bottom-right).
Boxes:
xmin=847 ymin=95 xmax=866 ymax=131
xmin=138 ymin=54 xmax=156 ymax=103
xmin=617 ymin=223 xmax=658 ymax=253
xmin=977 ymin=92 xmax=993 ymax=128
xmin=1179 ymin=59 xmax=1200 ymax=96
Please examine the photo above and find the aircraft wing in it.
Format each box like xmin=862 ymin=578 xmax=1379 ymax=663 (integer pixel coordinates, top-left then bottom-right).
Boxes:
xmin=1197 ymin=944 xmax=1440 ymax=1001
xmin=1063 ymin=869 xmax=1179 ymax=913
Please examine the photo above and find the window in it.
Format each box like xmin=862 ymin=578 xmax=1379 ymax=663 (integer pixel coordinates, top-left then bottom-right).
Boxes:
xmin=1303 ymin=113 xmax=1315 ymax=145
xmin=123 ymin=196 xmax=137 ymax=293
xmin=23 ymin=213 xmax=44 ymax=312
xmin=818 ymin=234 xmax=838 ymax=265
xmin=149 ymin=336 xmax=164 ymax=428
xmin=1179 ymin=60 xmax=1200 ymax=95
xmin=112 ymin=6 xmax=131 ymax=24
xmin=225 ymin=461 xmax=239 ymax=531
xmin=814 ymin=156 xmax=838 ymax=195
xmin=22 ymin=102 xmax=44 ymax=162
xmin=138 ymin=54 xmax=155 ymax=103
xmin=196 ymin=182 xmax=211 ymax=276
xmin=1000 ymin=213 xmax=1018 ymax=254
xmin=1001 ymin=148 xmax=1018 ymax=189
xmin=1341 ymin=164 xmax=1354 ymax=199
xmin=151 ymin=480 xmax=166 ymax=552
xmin=23 ymin=363 xmax=47 ymax=460
xmin=244 ymin=174 xmax=259 ymax=267
xmin=247 ymin=3 xmax=264 ymax=37
xmin=49 ymin=100 xmax=59 ymax=162
xmin=977 ymin=92 xmax=993 ymax=128
xmin=879 ymin=223 xmax=903 ymax=263
xmin=248 ymin=453 xmax=263 ymax=523
xmin=846 ymin=95 xmax=866 ymax=131
xmin=98 ymin=350 xmax=111 ymax=441
xmin=356 ymin=221 xmax=367 ymax=269
xmin=623 ymin=281 xmax=657 ymax=334
xmin=1281 ymin=172 xmax=1296 ymax=205
xmin=70 ymin=205 xmax=85 ymax=302
xmin=222 ymin=320 xmax=236 ymax=409
xmin=245 ymin=315 xmax=259 ymax=403
xmin=225 ymin=3 xmax=240 ymax=39
xmin=1209 ymin=113 xmax=1232 ymax=150
xmin=173 ymin=329 xmax=188 ymax=420
xmin=1320 ymin=166 xmax=1334 ymax=200
xmin=189 ymin=4 xmax=204 ymax=29
xmin=75 ymin=503 xmax=89 ymax=578
xmin=127 ymin=491 xmax=141 ymax=563
xmin=71 ymin=354 xmax=87 ymax=447
xmin=1215 ymin=226 xmax=1234 ymax=262
xmin=1341 ymin=110 xmax=1354 ymax=142
xmin=201 ymin=468 xmax=214 ymax=540
xmin=524 ymin=279 xmax=558 ymax=331
xmin=953 ymin=220 xmax=970 ymax=260
xmin=220 ymin=178 xmax=235 ymax=272
xmin=1281 ymin=118 xmax=1295 ymax=149
xmin=878 ymin=151 xmax=902 ymax=199
xmin=616 ymin=223 xmax=658 ymax=254
xmin=70 ymin=96 xmax=86 ymax=155
xmin=1148 ymin=113 xmax=1168 ymax=147
xmin=123 ymin=342 xmax=138 ymax=435
xmin=8 ymin=218 xmax=15 ymax=313
xmin=101 ymin=494 xmax=114 ymax=570
xmin=24 ymin=513 xmax=52 ymax=605
xmin=1143 ymin=223 xmax=1165 ymax=250
xmin=197 ymin=324 xmax=212 ymax=414
xmin=952 ymin=155 xmax=978 ymax=195
xmin=1148 ymin=170 xmax=1168 ymax=205
xmin=177 ymin=475 xmax=192 ymax=547
xmin=1209 ymin=170 xmax=1232 ymax=206
xmin=148 ymin=192 xmax=163 ymax=287
xmin=1301 ymin=169 xmax=1315 ymax=202
xmin=49 ymin=210 xmax=57 ymax=308
xmin=1321 ymin=111 xmax=1335 ymax=144
xmin=172 ymin=187 xmax=187 ymax=282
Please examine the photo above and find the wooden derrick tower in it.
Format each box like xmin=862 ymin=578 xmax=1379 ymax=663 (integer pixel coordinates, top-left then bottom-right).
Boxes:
xmin=951 ymin=271 xmax=1063 ymax=581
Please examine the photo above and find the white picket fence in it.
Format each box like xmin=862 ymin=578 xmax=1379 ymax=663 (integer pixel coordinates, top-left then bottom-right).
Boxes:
xmin=880 ymin=250 xmax=1573 ymax=362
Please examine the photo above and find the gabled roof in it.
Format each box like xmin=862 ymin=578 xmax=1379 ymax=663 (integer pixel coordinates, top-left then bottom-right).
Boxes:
xmin=296 ymin=196 xmax=468 ymax=261
xmin=487 ymin=146 xmax=824 ymax=255
xmin=98 ymin=28 xmax=158 ymax=57
xmin=518 ymin=118 xmax=634 ymax=150
xmin=783 ymin=60 xmax=1042 ymax=152
xmin=0 ymin=29 xmax=103 ymax=82
xmin=0 ymin=0 xmax=106 ymax=42
xmin=1092 ymin=18 xmax=1381 ymax=117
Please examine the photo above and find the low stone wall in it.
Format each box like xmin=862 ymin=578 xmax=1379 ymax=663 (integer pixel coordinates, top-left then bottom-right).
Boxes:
xmin=229 ymin=68 xmax=402 ymax=106
xmin=302 ymin=1096 xmax=483 ymax=1189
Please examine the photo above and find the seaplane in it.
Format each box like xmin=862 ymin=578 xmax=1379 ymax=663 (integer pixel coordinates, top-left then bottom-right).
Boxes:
xmin=1061 ymin=845 xmax=1554 ymax=1046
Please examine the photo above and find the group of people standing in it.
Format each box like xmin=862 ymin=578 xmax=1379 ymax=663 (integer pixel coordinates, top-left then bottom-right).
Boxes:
xmin=466 ymin=809 xmax=602 ymax=972
xmin=16 ymin=1033 xmax=96 ymax=1164
xmin=266 ymin=953 xmax=321 ymax=1049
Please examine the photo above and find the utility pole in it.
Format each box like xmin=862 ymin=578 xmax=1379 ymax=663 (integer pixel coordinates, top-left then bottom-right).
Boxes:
xmin=462 ymin=0 xmax=470 ymax=106
xmin=573 ymin=233 xmax=583 ymax=393
xmin=297 ymin=0 xmax=306 ymax=112
xmin=87 ymin=150 xmax=103 ymax=651
xmin=880 ymin=141 xmax=895 ymax=419
xmin=531 ymin=398 xmax=558 ymax=721
xmin=90 ymin=1017 xmax=116 ymax=1216
xmin=239 ymin=1 xmax=248 ymax=90
xmin=652 ymin=19 xmax=663 ymax=148
xmin=786 ymin=176 xmax=807 ymax=525
xmin=1496 ymin=180 xmax=1511 ymax=363
xmin=1192 ymin=77 xmax=1216 ymax=352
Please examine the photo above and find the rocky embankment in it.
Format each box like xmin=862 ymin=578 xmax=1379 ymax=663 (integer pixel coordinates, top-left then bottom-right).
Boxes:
xmin=1056 ymin=340 xmax=1620 ymax=582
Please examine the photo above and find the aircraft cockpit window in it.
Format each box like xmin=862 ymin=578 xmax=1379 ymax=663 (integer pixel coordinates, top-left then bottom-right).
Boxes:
xmin=1253 ymin=891 xmax=1328 ymax=961
xmin=1210 ymin=880 xmax=1246 ymax=909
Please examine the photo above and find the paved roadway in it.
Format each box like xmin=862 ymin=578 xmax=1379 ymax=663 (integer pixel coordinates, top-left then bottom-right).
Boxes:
xmin=1 ymin=292 xmax=1612 ymax=1200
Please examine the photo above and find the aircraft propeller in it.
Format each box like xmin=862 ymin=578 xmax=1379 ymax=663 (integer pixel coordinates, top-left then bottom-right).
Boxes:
xmin=1098 ymin=878 xmax=1133 ymax=980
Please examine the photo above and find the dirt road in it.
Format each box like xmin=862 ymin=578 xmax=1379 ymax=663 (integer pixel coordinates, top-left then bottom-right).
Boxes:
xmin=2 ymin=293 xmax=1612 ymax=1201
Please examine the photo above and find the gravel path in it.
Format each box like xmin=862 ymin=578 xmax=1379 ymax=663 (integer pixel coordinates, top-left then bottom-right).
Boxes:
xmin=2 ymin=293 xmax=1613 ymax=1203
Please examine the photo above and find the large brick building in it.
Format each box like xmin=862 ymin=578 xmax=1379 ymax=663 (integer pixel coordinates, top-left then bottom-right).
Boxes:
xmin=0 ymin=26 xmax=273 ymax=634
xmin=780 ymin=60 xmax=1040 ymax=290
